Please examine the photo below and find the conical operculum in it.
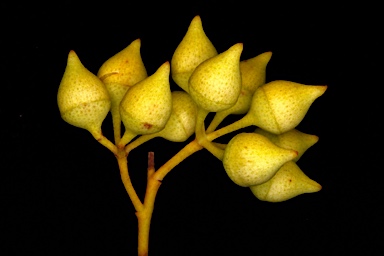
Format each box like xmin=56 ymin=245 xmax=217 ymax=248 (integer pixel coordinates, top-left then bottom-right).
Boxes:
xmin=189 ymin=43 xmax=243 ymax=112
xmin=171 ymin=15 xmax=218 ymax=92
xmin=240 ymin=51 xmax=272 ymax=93
xmin=210 ymin=52 xmax=272 ymax=118
xmin=120 ymin=62 xmax=172 ymax=135
xmin=222 ymin=133 xmax=298 ymax=187
xmin=254 ymin=128 xmax=319 ymax=162
xmin=157 ymin=91 xmax=198 ymax=142
xmin=57 ymin=50 xmax=111 ymax=132
xmin=218 ymin=88 xmax=253 ymax=116
xmin=249 ymin=80 xmax=327 ymax=134
xmin=250 ymin=161 xmax=322 ymax=202
xmin=97 ymin=39 xmax=148 ymax=107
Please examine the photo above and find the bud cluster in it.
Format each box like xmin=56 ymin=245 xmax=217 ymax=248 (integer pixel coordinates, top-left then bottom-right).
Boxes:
xmin=57 ymin=15 xmax=326 ymax=254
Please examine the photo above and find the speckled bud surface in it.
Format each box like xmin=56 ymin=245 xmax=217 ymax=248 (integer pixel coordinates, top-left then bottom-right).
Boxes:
xmin=249 ymin=80 xmax=327 ymax=134
xmin=250 ymin=161 xmax=322 ymax=202
xmin=120 ymin=62 xmax=172 ymax=135
xmin=189 ymin=43 xmax=243 ymax=112
xmin=57 ymin=51 xmax=111 ymax=131
xmin=223 ymin=133 xmax=298 ymax=187
xmin=171 ymin=15 xmax=218 ymax=92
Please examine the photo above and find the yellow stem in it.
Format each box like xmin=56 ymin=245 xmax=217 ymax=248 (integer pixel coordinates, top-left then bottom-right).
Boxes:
xmin=125 ymin=133 xmax=159 ymax=155
xmin=206 ymin=113 xmax=254 ymax=142
xmin=118 ymin=129 xmax=137 ymax=149
xmin=195 ymin=107 xmax=225 ymax=160
xmin=116 ymin=151 xmax=144 ymax=212
xmin=153 ymin=139 xmax=203 ymax=181
xmin=201 ymin=140 xmax=225 ymax=160
xmin=113 ymin=106 xmax=253 ymax=255
xmin=113 ymin=107 xmax=220 ymax=255
xmin=136 ymin=152 xmax=159 ymax=256
xmin=136 ymin=208 xmax=152 ymax=256
xmin=89 ymin=128 xmax=118 ymax=155
xmin=205 ymin=111 xmax=230 ymax=133
xmin=136 ymin=137 xmax=204 ymax=255
xmin=110 ymin=105 xmax=122 ymax=144
xmin=195 ymin=107 xmax=209 ymax=144
xmin=213 ymin=142 xmax=227 ymax=150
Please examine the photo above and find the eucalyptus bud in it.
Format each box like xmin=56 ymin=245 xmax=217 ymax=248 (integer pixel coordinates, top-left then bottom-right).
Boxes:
xmin=189 ymin=43 xmax=243 ymax=112
xmin=57 ymin=51 xmax=110 ymax=134
xmin=98 ymin=39 xmax=147 ymax=108
xmin=171 ymin=15 xmax=218 ymax=92
xmin=157 ymin=91 xmax=198 ymax=142
xmin=223 ymin=133 xmax=298 ymax=187
xmin=250 ymin=161 xmax=322 ymax=202
xmin=254 ymin=128 xmax=319 ymax=161
xmin=249 ymin=80 xmax=327 ymax=134
xmin=120 ymin=62 xmax=172 ymax=136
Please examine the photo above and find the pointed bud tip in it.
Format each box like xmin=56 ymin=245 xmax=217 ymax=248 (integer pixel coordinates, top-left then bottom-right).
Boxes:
xmin=227 ymin=43 xmax=243 ymax=56
xmin=307 ymin=177 xmax=322 ymax=192
xmin=319 ymin=85 xmax=328 ymax=92
xmin=192 ymin=15 xmax=202 ymax=22
xmin=317 ymin=85 xmax=328 ymax=97
xmin=235 ymin=42 xmax=243 ymax=49
xmin=156 ymin=61 xmax=171 ymax=75
xmin=132 ymin=38 xmax=141 ymax=46
xmin=67 ymin=50 xmax=82 ymax=65
xmin=162 ymin=61 xmax=170 ymax=68
xmin=189 ymin=15 xmax=203 ymax=29
xmin=68 ymin=50 xmax=77 ymax=58
xmin=263 ymin=51 xmax=273 ymax=59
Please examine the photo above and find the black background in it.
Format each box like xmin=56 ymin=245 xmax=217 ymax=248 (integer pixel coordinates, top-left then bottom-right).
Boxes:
xmin=2 ymin=2 xmax=381 ymax=256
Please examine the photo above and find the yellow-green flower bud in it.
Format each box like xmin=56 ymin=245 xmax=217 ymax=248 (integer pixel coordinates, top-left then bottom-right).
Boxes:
xmin=254 ymin=128 xmax=319 ymax=161
xmin=57 ymin=50 xmax=111 ymax=133
xmin=120 ymin=62 xmax=172 ymax=135
xmin=214 ymin=52 xmax=272 ymax=116
xmin=171 ymin=15 xmax=218 ymax=92
xmin=249 ymin=80 xmax=327 ymax=134
xmin=223 ymin=133 xmax=298 ymax=187
xmin=240 ymin=51 xmax=272 ymax=93
xmin=157 ymin=91 xmax=198 ymax=142
xmin=189 ymin=43 xmax=243 ymax=112
xmin=250 ymin=161 xmax=322 ymax=202
xmin=97 ymin=39 xmax=148 ymax=108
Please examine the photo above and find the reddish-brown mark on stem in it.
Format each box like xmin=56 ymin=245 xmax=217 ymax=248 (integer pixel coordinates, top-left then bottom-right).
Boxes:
xmin=148 ymin=152 xmax=154 ymax=170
